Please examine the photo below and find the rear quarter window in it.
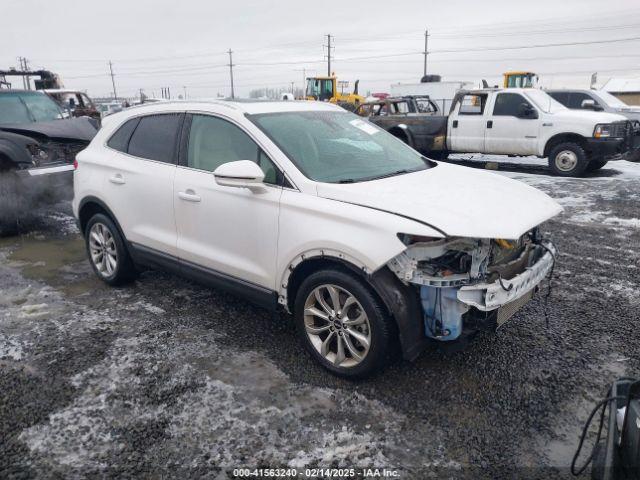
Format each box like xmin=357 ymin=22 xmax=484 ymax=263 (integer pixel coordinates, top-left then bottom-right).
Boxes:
xmin=106 ymin=118 xmax=140 ymax=153
xmin=127 ymin=113 xmax=183 ymax=163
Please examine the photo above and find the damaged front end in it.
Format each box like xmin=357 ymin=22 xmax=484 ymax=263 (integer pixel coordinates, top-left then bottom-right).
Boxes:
xmin=388 ymin=229 xmax=556 ymax=345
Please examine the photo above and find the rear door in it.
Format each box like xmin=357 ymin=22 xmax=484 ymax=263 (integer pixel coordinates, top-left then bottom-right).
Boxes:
xmin=484 ymin=92 xmax=539 ymax=155
xmin=448 ymin=93 xmax=489 ymax=152
xmin=103 ymin=113 xmax=183 ymax=256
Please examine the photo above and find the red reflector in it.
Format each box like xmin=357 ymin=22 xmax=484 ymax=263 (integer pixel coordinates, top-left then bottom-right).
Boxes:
xmin=73 ymin=159 xmax=78 ymax=170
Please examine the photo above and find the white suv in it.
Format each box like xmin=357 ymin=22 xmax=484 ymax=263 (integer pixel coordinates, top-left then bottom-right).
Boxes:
xmin=73 ymin=100 xmax=562 ymax=377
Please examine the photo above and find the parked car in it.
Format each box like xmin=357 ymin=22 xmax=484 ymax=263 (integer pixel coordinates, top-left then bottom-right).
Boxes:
xmin=0 ymin=90 xmax=98 ymax=227
xmin=73 ymin=100 xmax=561 ymax=377
xmin=446 ymin=88 xmax=637 ymax=176
xmin=44 ymin=89 xmax=101 ymax=122
xmin=96 ymin=101 xmax=125 ymax=118
xmin=355 ymin=96 xmax=448 ymax=157
xmin=546 ymin=88 xmax=640 ymax=162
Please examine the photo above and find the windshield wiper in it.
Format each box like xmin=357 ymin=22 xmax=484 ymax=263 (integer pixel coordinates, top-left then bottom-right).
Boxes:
xmin=360 ymin=168 xmax=419 ymax=182
xmin=336 ymin=167 xmax=423 ymax=184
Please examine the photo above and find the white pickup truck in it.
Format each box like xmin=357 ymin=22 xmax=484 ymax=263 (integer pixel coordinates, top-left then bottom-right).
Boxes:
xmin=446 ymin=88 xmax=636 ymax=176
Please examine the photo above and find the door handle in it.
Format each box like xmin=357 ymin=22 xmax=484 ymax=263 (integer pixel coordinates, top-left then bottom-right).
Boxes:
xmin=109 ymin=174 xmax=125 ymax=185
xmin=452 ymin=120 xmax=458 ymax=128
xmin=178 ymin=190 xmax=201 ymax=203
xmin=487 ymin=120 xmax=493 ymax=128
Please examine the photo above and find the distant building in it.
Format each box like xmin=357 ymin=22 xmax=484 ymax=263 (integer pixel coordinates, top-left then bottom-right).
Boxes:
xmin=601 ymin=78 xmax=640 ymax=106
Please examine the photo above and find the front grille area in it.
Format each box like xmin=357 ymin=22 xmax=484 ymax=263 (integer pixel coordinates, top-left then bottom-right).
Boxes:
xmin=42 ymin=141 xmax=88 ymax=165
xmin=611 ymin=121 xmax=631 ymax=139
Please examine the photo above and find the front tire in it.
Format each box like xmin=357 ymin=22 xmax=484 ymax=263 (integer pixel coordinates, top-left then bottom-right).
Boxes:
xmin=294 ymin=269 xmax=393 ymax=378
xmin=548 ymin=142 xmax=589 ymax=177
xmin=85 ymin=213 xmax=136 ymax=286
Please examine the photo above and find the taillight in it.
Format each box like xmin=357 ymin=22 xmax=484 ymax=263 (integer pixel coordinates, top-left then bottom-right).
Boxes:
xmin=73 ymin=158 xmax=78 ymax=170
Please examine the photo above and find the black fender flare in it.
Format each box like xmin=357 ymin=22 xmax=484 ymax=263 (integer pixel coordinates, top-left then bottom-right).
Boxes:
xmin=388 ymin=125 xmax=415 ymax=148
xmin=0 ymin=138 xmax=31 ymax=167
xmin=368 ymin=267 xmax=427 ymax=361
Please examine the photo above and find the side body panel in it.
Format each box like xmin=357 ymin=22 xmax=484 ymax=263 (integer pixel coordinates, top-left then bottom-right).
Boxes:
xmin=446 ymin=97 xmax=488 ymax=152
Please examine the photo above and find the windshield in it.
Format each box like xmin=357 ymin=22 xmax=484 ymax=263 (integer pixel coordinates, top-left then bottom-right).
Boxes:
xmin=0 ymin=95 xmax=32 ymax=124
xmin=524 ymin=89 xmax=566 ymax=113
xmin=593 ymin=90 xmax=629 ymax=108
xmin=0 ymin=92 xmax=64 ymax=124
xmin=249 ymin=110 xmax=431 ymax=183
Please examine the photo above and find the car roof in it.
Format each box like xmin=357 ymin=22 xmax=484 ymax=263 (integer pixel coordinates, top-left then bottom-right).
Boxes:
xmin=119 ymin=99 xmax=344 ymax=116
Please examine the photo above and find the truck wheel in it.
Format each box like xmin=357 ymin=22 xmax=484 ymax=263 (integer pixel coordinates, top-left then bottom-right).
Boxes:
xmin=0 ymin=171 xmax=27 ymax=235
xmin=586 ymin=159 xmax=608 ymax=172
xmin=548 ymin=143 xmax=589 ymax=177
xmin=293 ymin=269 xmax=393 ymax=378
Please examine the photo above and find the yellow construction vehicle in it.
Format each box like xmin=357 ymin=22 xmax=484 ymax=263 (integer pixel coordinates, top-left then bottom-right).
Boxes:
xmin=503 ymin=71 xmax=538 ymax=88
xmin=304 ymin=74 xmax=365 ymax=111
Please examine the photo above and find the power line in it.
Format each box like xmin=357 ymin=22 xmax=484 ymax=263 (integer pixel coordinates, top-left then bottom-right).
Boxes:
xmin=429 ymin=35 xmax=640 ymax=54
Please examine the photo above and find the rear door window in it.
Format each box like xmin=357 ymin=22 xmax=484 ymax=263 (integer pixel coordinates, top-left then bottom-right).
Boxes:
xmin=458 ymin=94 xmax=487 ymax=115
xmin=547 ymin=91 xmax=569 ymax=107
xmin=127 ymin=113 xmax=183 ymax=163
xmin=107 ymin=118 xmax=140 ymax=153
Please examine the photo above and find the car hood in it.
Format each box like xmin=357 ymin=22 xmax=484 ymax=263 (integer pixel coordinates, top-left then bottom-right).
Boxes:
xmin=315 ymin=162 xmax=563 ymax=239
xmin=0 ymin=117 xmax=98 ymax=142
xmin=612 ymin=107 xmax=640 ymax=122
xmin=553 ymin=109 xmax=628 ymax=124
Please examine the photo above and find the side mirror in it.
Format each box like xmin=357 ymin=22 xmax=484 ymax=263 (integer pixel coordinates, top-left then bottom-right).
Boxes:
xmin=581 ymin=99 xmax=596 ymax=110
xmin=517 ymin=103 xmax=538 ymax=119
xmin=213 ymin=160 xmax=265 ymax=188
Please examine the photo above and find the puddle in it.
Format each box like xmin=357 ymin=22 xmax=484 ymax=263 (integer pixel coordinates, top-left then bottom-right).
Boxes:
xmin=2 ymin=234 xmax=99 ymax=297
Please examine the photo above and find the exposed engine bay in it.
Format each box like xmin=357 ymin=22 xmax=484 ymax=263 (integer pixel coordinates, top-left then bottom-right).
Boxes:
xmin=388 ymin=229 xmax=556 ymax=342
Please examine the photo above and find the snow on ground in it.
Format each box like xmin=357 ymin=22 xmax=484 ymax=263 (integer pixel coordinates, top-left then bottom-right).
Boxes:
xmin=448 ymin=155 xmax=640 ymax=229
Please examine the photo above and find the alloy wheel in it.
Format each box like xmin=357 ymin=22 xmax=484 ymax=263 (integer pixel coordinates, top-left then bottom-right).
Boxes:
xmin=303 ymin=284 xmax=371 ymax=368
xmin=88 ymin=222 xmax=118 ymax=277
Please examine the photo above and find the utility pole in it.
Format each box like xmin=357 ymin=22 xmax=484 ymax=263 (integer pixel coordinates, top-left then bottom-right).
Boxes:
xmin=290 ymin=82 xmax=295 ymax=94
xmin=294 ymin=68 xmax=307 ymax=99
xmin=423 ymin=29 xmax=429 ymax=77
xmin=108 ymin=61 xmax=118 ymax=100
xmin=325 ymin=34 xmax=333 ymax=76
xmin=183 ymin=85 xmax=187 ymax=99
xmin=227 ymin=49 xmax=235 ymax=99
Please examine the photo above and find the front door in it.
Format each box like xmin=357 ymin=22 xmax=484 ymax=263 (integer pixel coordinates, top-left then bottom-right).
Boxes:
xmin=174 ymin=113 xmax=283 ymax=290
xmin=448 ymin=93 xmax=489 ymax=152
xmin=484 ymin=92 xmax=539 ymax=155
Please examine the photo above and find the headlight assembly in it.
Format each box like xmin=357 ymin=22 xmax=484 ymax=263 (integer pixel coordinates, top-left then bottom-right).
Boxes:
xmin=26 ymin=144 xmax=49 ymax=164
xmin=593 ymin=124 xmax=612 ymax=139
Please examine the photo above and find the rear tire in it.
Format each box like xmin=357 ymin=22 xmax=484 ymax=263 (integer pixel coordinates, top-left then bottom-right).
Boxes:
xmin=294 ymin=268 xmax=393 ymax=378
xmin=586 ymin=159 xmax=608 ymax=172
xmin=85 ymin=213 xmax=136 ymax=286
xmin=548 ymin=142 xmax=589 ymax=177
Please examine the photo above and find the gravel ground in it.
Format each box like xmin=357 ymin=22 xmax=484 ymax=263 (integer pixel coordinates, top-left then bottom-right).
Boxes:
xmin=1 ymin=158 xmax=639 ymax=479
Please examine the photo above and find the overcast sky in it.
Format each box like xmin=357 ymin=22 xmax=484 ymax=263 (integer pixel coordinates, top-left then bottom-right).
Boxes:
xmin=2 ymin=0 xmax=640 ymax=99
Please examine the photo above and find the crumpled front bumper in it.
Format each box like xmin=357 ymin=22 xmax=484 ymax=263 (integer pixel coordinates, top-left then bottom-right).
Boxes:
xmin=457 ymin=241 xmax=556 ymax=311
